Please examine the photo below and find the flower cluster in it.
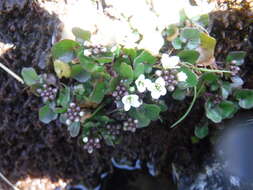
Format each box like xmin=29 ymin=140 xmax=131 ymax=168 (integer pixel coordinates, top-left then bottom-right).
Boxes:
xmin=123 ymin=117 xmax=139 ymax=133
xmin=21 ymin=16 xmax=249 ymax=152
xmin=65 ymin=102 xmax=85 ymax=125
xmin=228 ymin=60 xmax=240 ymax=76
xmin=83 ymin=136 xmax=101 ymax=154
xmin=112 ymin=80 xmax=129 ymax=102
xmin=120 ymin=54 xmax=188 ymax=110
xmin=106 ymin=123 xmax=122 ymax=138
xmin=37 ymin=84 xmax=58 ymax=103
xmin=83 ymin=42 xmax=107 ymax=56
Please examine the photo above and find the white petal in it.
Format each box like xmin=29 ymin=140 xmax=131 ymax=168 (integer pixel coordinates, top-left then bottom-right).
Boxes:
xmin=151 ymin=91 xmax=161 ymax=99
xmin=177 ymin=71 xmax=188 ymax=82
xmin=169 ymin=56 xmax=180 ymax=65
xmin=137 ymin=85 xmax=146 ymax=93
xmin=124 ymin=103 xmax=131 ymax=111
xmin=146 ymin=80 xmax=155 ymax=91
xmin=138 ymin=74 xmax=145 ymax=80
xmin=132 ymin=100 xmax=142 ymax=108
xmin=161 ymin=54 xmax=180 ymax=69
xmin=83 ymin=49 xmax=91 ymax=56
xmin=122 ymin=95 xmax=129 ymax=105
xmin=160 ymin=86 xmax=167 ymax=96
xmin=135 ymin=74 xmax=147 ymax=93
xmin=156 ymin=77 xmax=166 ymax=86
xmin=161 ymin=54 xmax=170 ymax=69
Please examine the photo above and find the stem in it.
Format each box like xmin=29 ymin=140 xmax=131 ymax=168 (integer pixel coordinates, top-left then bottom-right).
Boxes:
xmin=182 ymin=62 xmax=231 ymax=74
xmin=0 ymin=62 xmax=24 ymax=84
xmin=0 ymin=172 xmax=20 ymax=190
xmin=170 ymin=86 xmax=197 ymax=128
xmin=192 ymin=67 xmax=232 ymax=73
xmin=89 ymin=102 xmax=106 ymax=119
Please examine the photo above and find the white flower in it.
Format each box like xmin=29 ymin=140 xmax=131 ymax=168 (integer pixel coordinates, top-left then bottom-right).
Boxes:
xmin=135 ymin=74 xmax=150 ymax=93
xmin=122 ymin=94 xmax=142 ymax=111
xmin=177 ymin=71 xmax=188 ymax=82
xmin=161 ymin=54 xmax=180 ymax=69
xmin=147 ymin=77 xmax=167 ymax=99
xmin=83 ymin=49 xmax=92 ymax=56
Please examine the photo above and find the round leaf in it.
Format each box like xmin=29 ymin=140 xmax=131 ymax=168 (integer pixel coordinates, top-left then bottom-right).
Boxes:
xmin=120 ymin=63 xmax=133 ymax=79
xmin=71 ymin=64 xmax=91 ymax=82
xmin=52 ymin=39 xmax=79 ymax=59
xmin=178 ymin=67 xmax=198 ymax=87
xmin=54 ymin=60 xmax=71 ymax=79
xmin=178 ymin=50 xmax=199 ymax=64
xmin=21 ymin=67 xmax=40 ymax=86
xmin=68 ymin=122 xmax=80 ymax=137
xmin=72 ymin=27 xmax=91 ymax=41
xmin=195 ymin=124 xmax=209 ymax=139
xmin=39 ymin=104 xmax=58 ymax=124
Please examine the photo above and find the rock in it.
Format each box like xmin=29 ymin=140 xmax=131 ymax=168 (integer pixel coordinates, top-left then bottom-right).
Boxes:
xmin=173 ymin=111 xmax=253 ymax=190
xmin=0 ymin=0 xmax=29 ymax=13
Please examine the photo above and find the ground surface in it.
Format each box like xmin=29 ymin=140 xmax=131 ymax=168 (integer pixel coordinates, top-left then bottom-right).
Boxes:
xmin=0 ymin=0 xmax=253 ymax=189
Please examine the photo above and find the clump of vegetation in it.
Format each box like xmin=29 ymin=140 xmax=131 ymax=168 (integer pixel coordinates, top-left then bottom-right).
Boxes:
xmin=21 ymin=11 xmax=252 ymax=153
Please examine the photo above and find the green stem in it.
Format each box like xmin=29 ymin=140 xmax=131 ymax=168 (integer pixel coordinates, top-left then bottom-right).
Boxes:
xmin=89 ymin=102 xmax=106 ymax=119
xmin=170 ymin=86 xmax=197 ymax=128
xmin=182 ymin=62 xmax=231 ymax=74
xmin=192 ymin=67 xmax=231 ymax=73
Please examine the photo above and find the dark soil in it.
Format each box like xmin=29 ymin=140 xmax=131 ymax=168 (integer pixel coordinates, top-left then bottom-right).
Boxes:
xmin=0 ymin=0 xmax=253 ymax=189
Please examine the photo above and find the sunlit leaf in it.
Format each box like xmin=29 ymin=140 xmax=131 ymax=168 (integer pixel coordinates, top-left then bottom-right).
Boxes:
xmin=54 ymin=60 xmax=71 ymax=79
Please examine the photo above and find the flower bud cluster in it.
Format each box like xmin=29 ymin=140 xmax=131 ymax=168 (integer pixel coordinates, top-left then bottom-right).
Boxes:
xmin=65 ymin=102 xmax=85 ymax=125
xmin=36 ymin=84 xmax=58 ymax=103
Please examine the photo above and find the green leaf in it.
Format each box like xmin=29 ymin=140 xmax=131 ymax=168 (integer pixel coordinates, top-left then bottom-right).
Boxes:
xmin=178 ymin=67 xmax=198 ymax=87
xmin=133 ymin=62 xmax=145 ymax=78
xmin=72 ymin=27 xmax=91 ymax=41
xmin=55 ymin=107 xmax=67 ymax=114
xmin=21 ymin=67 xmax=40 ymax=86
xmin=57 ymin=86 xmax=70 ymax=107
xmin=200 ymin=32 xmax=216 ymax=51
xmin=172 ymin=88 xmax=186 ymax=100
xmin=187 ymin=38 xmax=200 ymax=49
xmin=54 ymin=60 xmax=71 ymax=79
xmin=172 ymin=37 xmax=182 ymax=49
xmin=123 ymin=48 xmax=137 ymax=59
xmin=120 ymin=62 xmax=134 ymax=79
xmin=219 ymin=100 xmax=237 ymax=118
xmin=226 ymin=51 xmax=246 ymax=65
xmin=195 ymin=124 xmax=209 ymax=139
xmin=234 ymin=89 xmax=253 ymax=109
xmin=166 ymin=24 xmax=179 ymax=41
xmin=134 ymin=50 xmax=156 ymax=66
xmin=129 ymin=108 xmax=150 ymax=128
xmin=79 ymin=53 xmax=99 ymax=72
xmin=52 ymin=39 xmax=79 ymax=59
xmin=200 ymin=73 xmax=218 ymax=84
xmin=205 ymin=100 xmax=237 ymax=123
xmin=71 ymin=64 xmax=91 ymax=82
xmin=220 ymin=82 xmax=232 ymax=99
xmin=205 ymin=101 xmax=222 ymax=123
xmin=94 ymin=56 xmax=113 ymax=64
xmin=179 ymin=9 xmax=188 ymax=24
xmin=90 ymin=81 xmax=107 ymax=103
xmin=39 ymin=104 xmax=58 ymax=124
xmin=180 ymin=28 xmax=200 ymax=42
xmin=192 ymin=14 xmax=209 ymax=27
xmin=142 ymin=104 xmax=161 ymax=121
xmin=157 ymin=100 xmax=168 ymax=112
xmin=178 ymin=50 xmax=199 ymax=64
xmin=68 ymin=122 xmax=80 ymax=137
